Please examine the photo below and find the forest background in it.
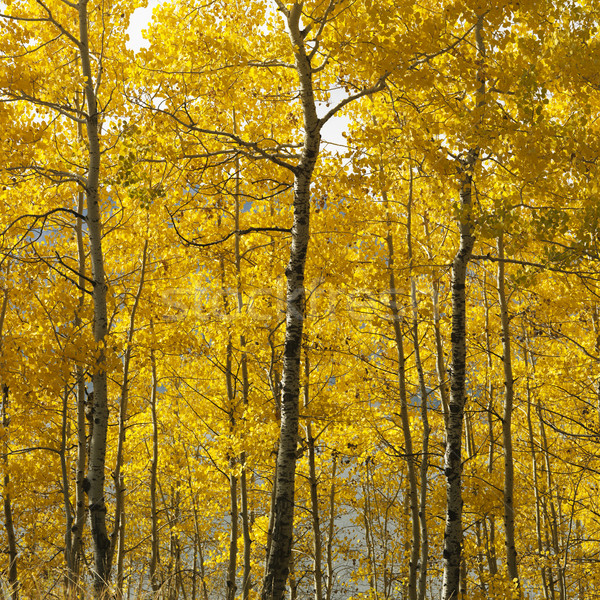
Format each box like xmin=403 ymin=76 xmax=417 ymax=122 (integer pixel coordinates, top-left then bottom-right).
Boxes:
xmin=1 ymin=0 xmax=600 ymax=599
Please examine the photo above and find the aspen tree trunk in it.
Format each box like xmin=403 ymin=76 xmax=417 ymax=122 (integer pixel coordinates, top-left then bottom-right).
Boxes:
xmin=441 ymin=14 xmax=485 ymax=600
xmin=68 ymin=189 xmax=88 ymax=595
xmin=190 ymin=487 xmax=210 ymax=600
xmin=432 ymin=277 xmax=450 ymax=423
xmin=78 ymin=0 xmax=111 ymax=591
xmin=0 ymin=287 xmax=17 ymax=600
xmin=361 ymin=468 xmax=378 ymax=595
xmin=423 ymin=219 xmax=450 ymax=424
xmin=496 ymin=235 xmax=520 ymax=587
xmin=149 ymin=349 xmax=161 ymax=593
xmin=474 ymin=520 xmax=486 ymax=594
xmin=169 ymin=488 xmax=183 ymax=600
xmin=384 ymin=201 xmax=420 ymax=600
xmin=1 ymin=288 xmax=18 ymax=600
xmin=261 ymin=4 xmax=320 ymax=599
xmin=224 ymin=353 xmax=238 ymax=600
xmin=483 ymin=274 xmax=496 ymax=473
xmin=407 ymin=168 xmax=430 ymax=600
xmin=325 ymin=455 xmax=336 ymax=600
xmin=440 ymin=162 xmax=477 ymax=600
xmin=221 ymin=245 xmax=239 ymax=600
xmin=240 ymin=442 xmax=252 ymax=600
xmin=537 ymin=393 xmax=566 ymax=600
xmin=524 ymin=343 xmax=550 ymax=600
xmin=526 ymin=333 xmax=559 ymax=600
xmin=60 ymin=385 xmax=73 ymax=595
xmin=233 ymin=149 xmax=253 ymax=600
xmin=2 ymin=393 xmax=17 ymax=600
xmin=303 ymin=354 xmax=324 ymax=600
xmin=227 ymin=463 xmax=239 ymax=600
xmin=109 ymin=241 xmax=148 ymax=597
xmin=260 ymin=3 xmax=385 ymax=595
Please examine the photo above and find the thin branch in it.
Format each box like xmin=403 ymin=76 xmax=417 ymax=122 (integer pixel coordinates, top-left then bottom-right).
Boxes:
xmin=408 ymin=20 xmax=481 ymax=70
xmin=135 ymin=100 xmax=299 ymax=173
xmin=168 ymin=212 xmax=291 ymax=249
xmin=34 ymin=0 xmax=81 ymax=45
xmin=319 ymin=74 xmax=389 ymax=126
xmin=0 ymin=207 xmax=86 ymax=238
xmin=55 ymin=251 xmax=96 ymax=288
xmin=471 ymin=254 xmax=600 ymax=279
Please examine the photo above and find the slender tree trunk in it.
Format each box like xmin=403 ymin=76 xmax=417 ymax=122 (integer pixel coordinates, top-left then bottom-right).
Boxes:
xmin=240 ymin=467 xmax=252 ymax=600
xmin=227 ymin=468 xmax=239 ymax=600
xmin=431 ymin=277 xmax=450 ymax=424
xmin=524 ymin=343 xmax=550 ymax=600
xmin=424 ymin=214 xmax=450 ymax=426
xmin=325 ymin=455 xmax=336 ymax=600
xmin=170 ymin=488 xmax=184 ymax=600
xmin=537 ymin=389 xmax=566 ymax=600
xmin=2 ymin=384 xmax=18 ymax=600
xmin=483 ymin=275 xmax=496 ymax=474
xmin=109 ymin=240 xmax=148 ymax=596
xmin=441 ymin=15 xmax=485 ymax=599
xmin=60 ymin=385 xmax=75 ymax=596
xmin=69 ymin=162 xmax=88 ymax=596
xmin=482 ymin=516 xmax=498 ymax=577
xmin=261 ymin=5 xmax=321 ymax=599
xmin=361 ymin=468 xmax=377 ymax=596
xmin=190 ymin=489 xmax=210 ymax=600
xmin=304 ymin=354 xmax=324 ymax=600
xmin=384 ymin=199 xmax=419 ymax=600
xmin=149 ymin=348 xmax=161 ymax=593
xmin=222 ymin=248 xmax=239 ymax=600
xmin=496 ymin=235 xmax=520 ymax=588
xmin=232 ymin=145 xmax=253 ymax=600
xmin=474 ymin=520 xmax=486 ymax=594
xmin=78 ymin=0 xmax=111 ymax=591
xmin=0 ymin=288 xmax=17 ymax=600
xmin=440 ymin=162 xmax=476 ymax=600
xmin=406 ymin=166 xmax=430 ymax=600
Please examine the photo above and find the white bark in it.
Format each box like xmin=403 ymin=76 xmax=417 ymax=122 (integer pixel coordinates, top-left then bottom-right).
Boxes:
xmin=261 ymin=4 xmax=320 ymax=599
xmin=78 ymin=0 xmax=111 ymax=591
xmin=441 ymin=14 xmax=485 ymax=599
xmin=440 ymin=162 xmax=476 ymax=600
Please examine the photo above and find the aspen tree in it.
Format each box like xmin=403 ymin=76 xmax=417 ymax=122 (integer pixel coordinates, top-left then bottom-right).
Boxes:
xmin=441 ymin=13 xmax=486 ymax=599
xmin=383 ymin=190 xmax=420 ymax=600
xmin=496 ymin=234 xmax=520 ymax=588
xmin=0 ymin=291 xmax=17 ymax=600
